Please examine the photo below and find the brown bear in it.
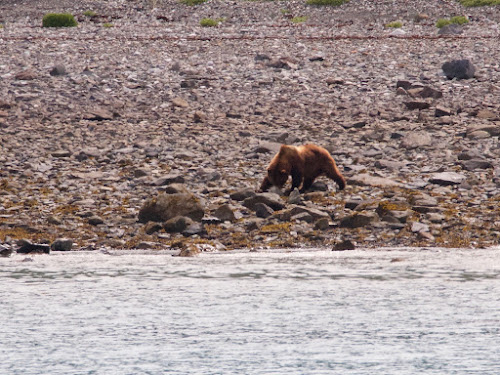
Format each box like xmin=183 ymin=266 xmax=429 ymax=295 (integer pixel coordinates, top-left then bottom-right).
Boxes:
xmin=259 ymin=144 xmax=346 ymax=194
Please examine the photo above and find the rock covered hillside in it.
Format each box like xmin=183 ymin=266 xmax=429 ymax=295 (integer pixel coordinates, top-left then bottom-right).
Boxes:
xmin=1 ymin=0 xmax=500 ymax=254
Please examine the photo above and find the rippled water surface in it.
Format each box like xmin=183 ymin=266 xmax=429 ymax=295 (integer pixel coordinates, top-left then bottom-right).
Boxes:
xmin=1 ymin=247 xmax=499 ymax=374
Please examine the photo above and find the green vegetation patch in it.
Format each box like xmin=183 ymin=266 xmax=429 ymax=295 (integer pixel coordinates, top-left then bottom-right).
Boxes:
xmin=200 ymin=18 xmax=219 ymax=27
xmin=83 ymin=10 xmax=97 ymax=17
xmin=436 ymin=18 xmax=452 ymax=28
xmin=291 ymin=16 xmax=308 ymax=23
xmin=459 ymin=0 xmax=500 ymax=6
xmin=42 ymin=13 xmax=78 ymax=28
xmin=102 ymin=23 xmax=113 ymax=28
xmin=180 ymin=0 xmax=207 ymax=5
xmin=306 ymin=0 xmax=349 ymax=6
xmin=385 ymin=21 xmax=403 ymax=28
xmin=450 ymin=15 xmax=469 ymax=24
xmin=436 ymin=15 xmax=469 ymax=28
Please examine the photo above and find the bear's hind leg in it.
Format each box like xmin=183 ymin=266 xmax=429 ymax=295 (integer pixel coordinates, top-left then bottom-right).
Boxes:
xmin=324 ymin=162 xmax=346 ymax=190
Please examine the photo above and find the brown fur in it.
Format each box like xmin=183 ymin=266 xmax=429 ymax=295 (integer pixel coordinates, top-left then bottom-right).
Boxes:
xmin=259 ymin=144 xmax=346 ymax=194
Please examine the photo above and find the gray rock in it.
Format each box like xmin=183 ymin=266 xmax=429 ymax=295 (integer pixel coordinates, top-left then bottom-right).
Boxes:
xmin=245 ymin=219 xmax=263 ymax=231
xmin=435 ymin=106 xmax=453 ymax=117
xmin=442 ymin=59 xmax=475 ymax=80
xmin=138 ymin=193 xmax=205 ymax=223
xmin=84 ymin=108 xmax=115 ymax=120
xmin=172 ymin=97 xmax=189 ymax=108
xmin=88 ymin=216 xmax=104 ymax=226
xmin=201 ymin=216 xmax=222 ymax=224
xmin=182 ymin=223 xmax=205 ymax=237
xmin=164 ymin=216 xmax=193 ymax=233
xmin=404 ymin=101 xmax=430 ymax=110
xmin=396 ymin=80 xmax=413 ymax=90
xmin=349 ymin=174 xmax=402 ymax=188
xmin=134 ymin=168 xmax=149 ymax=178
xmin=418 ymin=86 xmax=443 ymax=99
xmin=332 ymin=240 xmax=356 ymax=251
xmin=164 ymin=183 xmax=191 ymax=194
xmin=50 ymin=65 xmax=67 ymax=76
xmin=437 ymin=24 xmax=463 ymax=35
xmin=314 ymin=217 xmax=330 ymax=230
xmin=243 ymin=193 xmax=284 ymax=211
xmin=193 ymin=111 xmax=207 ymax=123
xmin=288 ymin=188 xmax=302 ymax=204
xmin=340 ymin=211 xmax=378 ymax=228
xmin=374 ymin=160 xmax=407 ymax=170
xmin=379 ymin=209 xmax=412 ymax=223
xmin=429 ymin=172 xmax=466 ymax=186
xmin=214 ymin=204 xmax=237 ymax=222
xmin=466 ymin=124 xmax=500 ymax=137
xmin=144 ymin=222 xmax=163 ymax=234
xmin=400 ymin=132 xmax=432 ymax=149
xmin=230 ymin=188 xmax=256 ymax=201
xmin=51 ymin=238 xmax=73 ymax=251
xmin=17 ymin=239 xmax=50 ymax=254
xmin=461 ymin=159 xmax=493 ymax=171
xmin=51 ymin=150 xmax=72 ymax=158
xmin=467 ymin=130 xmax=491 ymax=140
xmin=291 ymin=212 xmax=314 ymax=223
xmin=253 ymin=141 xmax=282 ymax=154
xmin=427 ymin=213 xmax=445 ymax=223
xmin=457 ymin=150 xmax=483 ymax=161
xmin=0 ymin=244 xmax=13 ymax=257
xmin=254 ymin=203 xmax=274 ymax=218
xmin=154 ymin=173 xmax=185 ymax=186
xmin=345 ymin=199 xmax=363 ymax=210
xmin=276 ymin=205 xmax=330 ymax=222
xmin=411 ymin=222 xmax=429 ymax=233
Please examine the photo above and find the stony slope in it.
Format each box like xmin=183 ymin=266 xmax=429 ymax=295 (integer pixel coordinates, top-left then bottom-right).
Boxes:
xmin=1 ymin=0 xmax=500 ymax=253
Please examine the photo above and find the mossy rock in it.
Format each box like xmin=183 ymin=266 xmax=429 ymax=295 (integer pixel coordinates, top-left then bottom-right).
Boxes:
xmin=42 ymin=13 xmax=78 ymax=28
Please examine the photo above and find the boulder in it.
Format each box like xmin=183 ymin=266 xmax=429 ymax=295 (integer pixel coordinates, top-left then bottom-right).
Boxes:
xmin=340 ymin=211 xmax=378 ymax=228
xmin=438 ymin=24 xmax=463 ymax=35
xmin=17 ymin=239 xmax=50 ymax=254
xmin=332 ymin=240 xmax=356 ymax=251
xmin=50 ymin=65 xmax=67 ymax=76
xmin=163 ymin=216 xmax=193 ymax=233
xmin=230 ymin=188 xmax=256 ymax=201
xmin=429 ymin=172 xmax=466 ymax=186
xmin=348 ymin=174 xmax=402 ymax=188
xmin=243 ymin=193 xmax=285 ymax=211
xmin=138 ymin=193 xmax=204 ymax=223
xmin=51 ymin=238 xmax=73 ymax=251
xmin=461 ymin=159 xmax=493 ymax=171
xmin=214 ymin=204 xmax=237 ymax=222
xmin=400 ymin=132 xmax=432 ymax=149
xmin=442 ymin=59 xmax=475 ymax=80
xmin=274 ymin=205 xmax=330 ymax=221
xmin=255 ymin=203 xmax=274 ymax=218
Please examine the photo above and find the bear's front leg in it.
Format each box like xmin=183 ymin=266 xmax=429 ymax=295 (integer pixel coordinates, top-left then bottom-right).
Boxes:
xmin=290 ymin=169 xmax=303 ymax=192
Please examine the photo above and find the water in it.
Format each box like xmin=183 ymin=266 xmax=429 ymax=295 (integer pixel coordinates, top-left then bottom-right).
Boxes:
xmin=1 ymin=247 xmax=499 ymax=375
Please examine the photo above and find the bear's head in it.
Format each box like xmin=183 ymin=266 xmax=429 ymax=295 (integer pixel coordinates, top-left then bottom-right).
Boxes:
xmin=267 ymin=167 xmax=288 ymax=188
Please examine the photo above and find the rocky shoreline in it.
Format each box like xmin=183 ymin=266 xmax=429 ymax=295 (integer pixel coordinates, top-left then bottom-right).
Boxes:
xmin=1 ymin=0 xmax=500 ymax=255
